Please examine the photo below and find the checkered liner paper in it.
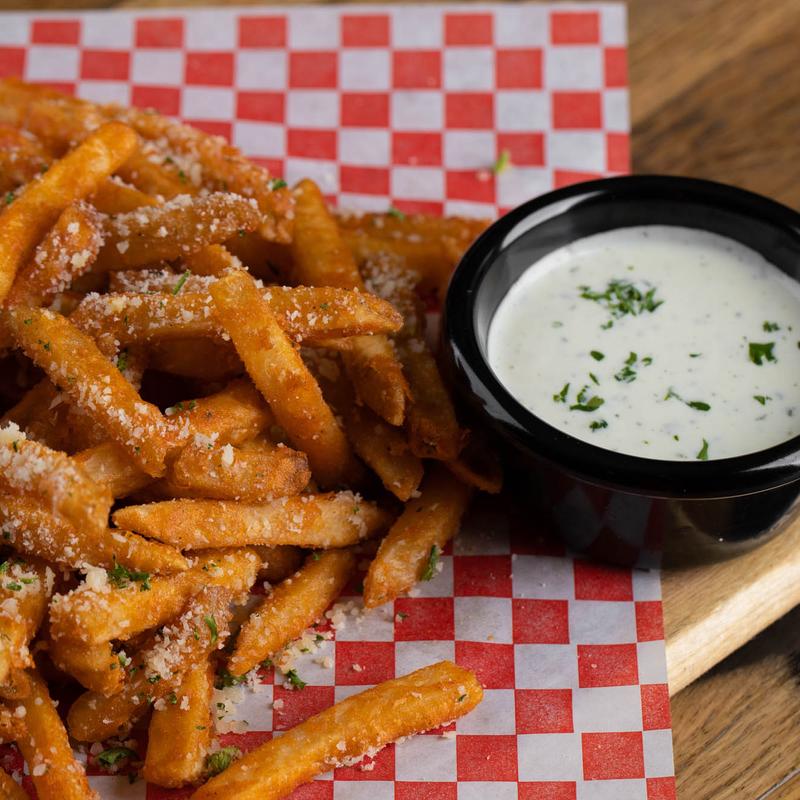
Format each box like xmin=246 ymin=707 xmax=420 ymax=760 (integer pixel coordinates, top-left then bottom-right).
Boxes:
xmin=0 ymin=5 xmax=675 ymax=800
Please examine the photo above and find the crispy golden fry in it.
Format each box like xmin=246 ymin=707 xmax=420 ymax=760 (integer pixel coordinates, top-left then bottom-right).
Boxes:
xmin=0 ymin=425 xmax=111 ymax=536
xmin=90 ymin=177 xmax=158 ymax=214
xmin=94 ymin=192 xmax=262 ymax=272
xmin=229 ymin=548 xmax=356 ymax=676
xmin=446 ymin=431 xmax=503 ymax=494
xmin=150 ymin=338 xmax=244 ymax=381
xmin=183 ymin=243 xmax=243 ymax=276
xmin=290 ymin=179 xmax=409 ymax=425
xmin=143 ymin=658 xmax=214 ymax=787
xmin=73 ymin=379 xmax=272 ymax=498
xmin=253 ymin=545 xmax=305 ymax=583
xmin=163 ymin=439 xmax=310 ymax=501
xmin=0 ymin=668 xmax=31 ymax=700
xmin=0 ymin=702 xmax=25 ymax=742
xmin=193 ymin=661 xmax=482 ymax=800
xmin=6 ymin=201 xmax=103 ymax=308
xmin=113 ymin=492 xmax=389 ymax=550
xmin=0 ymin=494 xmax=188 ymax=573
xmin=0 ymin=121 xmax=136 ymax=304
xmin=67 ymin=586 xmax=232 ymax=742
xmin=0 ymin=557 xmax=51 ymax=686
xmin=188 ymin=547 xmax=260 ymax=600
xmin=117 ymin=141 xmax=190 ymax=199
xmin=7 ymin=307 xmax=172 ymax=477
xmin=211 ymin=270 xmax=356 ymax=487
xmin=364 ymin=465 xmax=472 ymax=608
xmin=109 ymin=104 xmax=294 ymax=243
xmin=0 ymin=122 xmax=50 ymax=192
xmin=49 ymin=569 xmax=200 ymax=646
xmin=0 ymin=379 xmax=70 ymax=451
xmin=17 ymin=669 xmax=98 ymax=800
xmin=48 ymin=638 xmax=122 ymax=695
xmin=72 ymin=285 xmax=402 ymax=354
xmin=0 ymin=766 xmax=28 ymax=800
xmin=340 ymin=211 xmax=489 ymax=297
xmin=365 ymin=254 xmax=465 ymax=460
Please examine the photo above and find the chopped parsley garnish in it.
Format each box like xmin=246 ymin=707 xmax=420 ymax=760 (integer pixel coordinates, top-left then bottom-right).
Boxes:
xmin=697 ymin=439 xmax=709 ymax=461
xmin=614 ymin=352 xmax=651 ymax=384
xmin=763 ymin=321 xmax=780 ymax=332
xmin=178 ymin=169 xmax=187 ymax=183
xmin=754 ymin=395 xmax=772 ymax=405
xmin=269 ymin=178 xmax=288 ymax=191
xmin=310 ymin=551 xmax=321 ymax=561
xmin=664 ymin=388 xmax=710 ymax=412
xmin=215 ymin=670 xmax=246 ymax=689
xmin=457 ymin=694 xmax=467 ymax=702
xmin=97 ymin=747 xmax=138 ymax=769
xmin=579 ymin=278 xmax=663 ymax=326
xmin=749 ymin=341 xmax=776 ymax=365
xmin=396 ymin=612 xmax=408 ymax=621
xmin=589 ymin=372 xmax=599 ymax=385
xmin=689 ymin=353 xmax=701 ymax=358
xmin=569 ymin=385 xmax=604 ymax=412
xmin=116 ymin=350 xmax=129 ymax=373
xmin=107 ymin=559 xmax=151 ymax=591
xmin=5 ymin=192 xmax=14 ymax=205
xmin=172 ymin=269 xmax=191 ymax=296
xmin=167 ymin=691 xmax=178 ymax=704
xmin=590 ymin=419 xmax=608 ymax=431
xmin=492 ymin=148 xmax=512 ymax=175
xmin=147 ymin=674 xmax=161 ymax=684
xmin=118 ymin=652 xmax=132 ymax=668
xmin=590 ymin=351 xmax=605 ymax=361
xmin=553 ymin=383 xmax=570 ymax=403
xmin=5 ymin=582 xmax=21 ymax=591
xmin=205 ymin=747 xmax=241 ymax=777
xmin=204 ymin=614 xmax=218 ymax=644
xmin=286 ymin=669 xmax=306 ymax=690
xmin=552 ymin=321 xmax=563 ymax=328
xmin=0 ymin=562 xmax=8 ymax=574
xmin=387 ymin=206 xmax=406 ymax=220
xmin=37 ymin=339 xmax=51 ymax=351
xmin=420 ymin=544 xmax=440 ymax=581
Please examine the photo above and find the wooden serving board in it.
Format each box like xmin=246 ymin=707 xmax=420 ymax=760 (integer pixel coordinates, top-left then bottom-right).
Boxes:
xmin=663 ymin=517 xmax=800 ymax=695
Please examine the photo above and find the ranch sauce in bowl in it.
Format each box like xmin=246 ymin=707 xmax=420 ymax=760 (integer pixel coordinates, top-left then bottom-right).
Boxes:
xmin=487 ymin=225 xmax=800 ymax=461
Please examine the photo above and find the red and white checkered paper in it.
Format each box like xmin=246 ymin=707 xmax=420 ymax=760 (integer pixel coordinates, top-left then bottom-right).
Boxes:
xmin=0 ymin=5 xmax=675 ymax=799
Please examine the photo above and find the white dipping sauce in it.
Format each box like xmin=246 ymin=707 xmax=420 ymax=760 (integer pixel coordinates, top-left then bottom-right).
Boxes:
xmin=487 ymin=225 xmax=800 ymax=461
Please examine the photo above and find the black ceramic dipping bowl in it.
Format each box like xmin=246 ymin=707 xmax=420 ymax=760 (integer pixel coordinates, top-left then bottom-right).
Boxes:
xmin=442 ymin=175 xmax=800 ymax=568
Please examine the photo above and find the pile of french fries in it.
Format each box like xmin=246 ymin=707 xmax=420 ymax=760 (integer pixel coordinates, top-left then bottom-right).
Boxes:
xmin=0 ymin=78 xmax=499 ymax=799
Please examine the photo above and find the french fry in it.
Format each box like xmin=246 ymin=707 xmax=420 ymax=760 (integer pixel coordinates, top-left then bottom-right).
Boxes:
xmin=149 ymin=338 xmax=244 ymax=382
xmin=48 ymin=638 xmax=123 ymax=696
xmin=7 ymin=307 xmax=172 ymax=477
xmin=192 ymin=661 xmax=482 ymax=800
xmin=116 ymin=141 xmax=190 ymax=199
xmin=253 ymin=545 xmax=305 ymax=583
xmin=0 ymin=121 xmax=50 ymax=192
xmin=229 ymin=548 xmax=356 ymax=676
xmin=163 ymin=439 xmax=310 ymax=501
xmin=72 ymin=441 xmax=153 ymax=498
xmin=0 ymin=379 xmax=70 ymax=451
xmin=183 ymin=243 xmax=243 ymax=277
xmin=94 ymin=192 xmax=262 ymax=272
xmin=0 ymin=669 xmax=31 ymax=701
xmin=290 ymin=179 xmax=409 ymax=425
xmin=446 ymin=430 xmax=503 ymax=494
xmin=67 ymin=586 xmax=232 ymax=742
xmin=17 ymin=668 xmax=98 ymax=800
xmin=189 ymin=547 xmax=260 ymax=600
xmin=211 ymin=270 xmax=356 ymax=487
xmin=364 ymin=465 xmax=472 ymax=608
xmin=0 ymin=120 xmax=136 ymax=304
xmin=113 ymin=492 xmax=389 ymax=550
xmin=109 ymin=104 xmax=294 ymax=243
xmin=6 ymin=201 xmax=103 ymax=308
xmin=0 ymin=424 xmax=111 ymax=536
xmin=0 ymin=766 xmax=28 ymax=800
xmin=0 ymin=494 xmax=188 ymax=573
xmin=0 ymin=702 xmax=25 ymax=742
xmin=49 ymin=568 xmax=200 ymax=646
xmin=143 ymin=658 xmax=214 ymax=787
xmin=0 ymin=557 xmax=52 ymax=686
xmin=90 ymin=177 xmax=158 ymax=214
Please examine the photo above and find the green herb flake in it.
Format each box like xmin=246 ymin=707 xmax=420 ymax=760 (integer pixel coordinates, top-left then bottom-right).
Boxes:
xmin=147 ymin=674 xmax=161 ymax=684
xmin=590 ymin=419 xmax=608 ymax=431
xmin=172 ymin=269 xmax=191 ymax=296
xmin=590 ymin=351 xmax=605 ymax=361
xmin=570 ymin=395 xmax=604 ymax=413
xmin=420 ymin=544 xmax=441 ymax=581
xmin=286 ymin=669 xmax=306 ymax=690
xmin=107 ymin=559 xmax=151 ymax=591
xmin=97 ymin=747 xmax=138 ymax=769
xmin=491 ymin=148 xmax=512 ymax=175
xmin=204 ymin=614 xmax=218 ymax=644
xmin=5 ymin=582 xmax=21 ymax=591
xmin=763 ymin=321 xmax=780 ymax=332
xmin=579 ymin=278 xmax=663 ymax=327
xmin=5 ymin=192 xmax=14 ymax=205
xmin=754 ymin=395 xmax=772 ymax=405
xmin=553 ymin=383 xmax=570 ymax=404
xmin=589 ymin=372 xmax=599 ymax=385
xmin=749 ymin=341 xmax=776 ymax=366
xmin=457 ymin=694 xmax=467 ymax=702
xmin=167 ymin=691 xmax=178 ymax=704
xmin=689 ymin=353 xmax=701 ymax=358
xmin=205 ymin=747 xmax=241 ymax=777
xmin=116 ymin=350 xmax=129 ymax=373
xmin=664 ymin=388 xmax=711 ymax=412
xmin=269 ymin=178 xmax=288 ymax=191
xmin=387 ymin=206 xmax=406 ymax=220
xmin=178 ymin=169 xmax=187 ymax=183
xmin=697 ymin=439 xmax=710 ymax=461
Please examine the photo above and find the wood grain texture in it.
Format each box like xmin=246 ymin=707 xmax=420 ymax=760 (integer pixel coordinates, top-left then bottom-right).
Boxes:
xmin=2 ymin=0 xmax=800 ymax=796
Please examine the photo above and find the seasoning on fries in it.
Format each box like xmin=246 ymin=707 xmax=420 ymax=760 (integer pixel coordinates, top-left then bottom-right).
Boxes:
xmin=0 ymin=79 xmax=498 ymax=794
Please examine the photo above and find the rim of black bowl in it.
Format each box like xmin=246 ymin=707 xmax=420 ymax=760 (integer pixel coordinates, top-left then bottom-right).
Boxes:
xmin=444 ymin=174 xmax=800 ymax=499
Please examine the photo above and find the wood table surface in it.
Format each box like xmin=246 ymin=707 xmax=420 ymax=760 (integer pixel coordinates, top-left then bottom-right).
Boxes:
xmin=3 ymin=0 xmax=800 ymax=797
